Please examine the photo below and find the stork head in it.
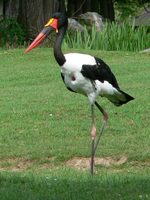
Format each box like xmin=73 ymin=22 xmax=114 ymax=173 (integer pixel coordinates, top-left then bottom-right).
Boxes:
xmin=25 ymin=12 xmax=68 ymax=53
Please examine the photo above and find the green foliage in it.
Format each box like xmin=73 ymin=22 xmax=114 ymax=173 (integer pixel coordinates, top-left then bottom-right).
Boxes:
xmin=115 ymin=0 xmax=141 ymax=20
xmin=0 ymin=17 xmax=26 ymax=47
xmin=64 ymin=22 xmax=150 ymax=51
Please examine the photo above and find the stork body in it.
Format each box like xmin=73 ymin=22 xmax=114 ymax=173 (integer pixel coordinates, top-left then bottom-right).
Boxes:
xmin=26 ymin=12 xmax=134 ymax=174
xmin=61 ymin=53 xmax=132 ymax=106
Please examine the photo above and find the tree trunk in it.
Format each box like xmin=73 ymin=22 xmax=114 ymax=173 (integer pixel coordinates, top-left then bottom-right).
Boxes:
xmin=91 ymin=0 xmax=100 ymax=13
xmin=99 ymin=0 xmax=115 ymax=21
xmin=43 ymin=0 xmax=65 ymax=22
xmin=67 ymin=0 xmax=101 ymax=17
xmin=17 ymin=0 xmax=65 ymax=40
xmin=0 ymin=1 xmax=3 ymax=16
xmin=67 ymin=0 xmax=74 ymax=16
xmin=18 ymin=0 xmax=44 ymax=39
xmin=2 ymin=0 xmax=19 ymax=19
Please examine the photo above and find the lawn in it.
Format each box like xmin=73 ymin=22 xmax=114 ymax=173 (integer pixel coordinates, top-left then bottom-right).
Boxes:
xmin=0 ymin=48 xmax=150 ymax=199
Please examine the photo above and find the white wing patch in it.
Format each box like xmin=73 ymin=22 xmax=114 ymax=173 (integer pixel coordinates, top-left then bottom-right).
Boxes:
xmin=95 ymin=80 xmax=118 ymax=96
xmin=62 ymin=53 xmax=96 ymax=72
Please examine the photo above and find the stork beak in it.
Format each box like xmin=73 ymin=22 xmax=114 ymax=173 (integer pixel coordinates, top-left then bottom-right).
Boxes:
xmin=25 ymin=18 xmax=58 ymax=53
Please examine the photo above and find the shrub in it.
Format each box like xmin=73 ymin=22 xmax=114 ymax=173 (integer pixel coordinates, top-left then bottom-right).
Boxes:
xmin=64 ymin=22 xmax=150 ymax=52
xmin=0 ymin=17 xmax=26 ymax=48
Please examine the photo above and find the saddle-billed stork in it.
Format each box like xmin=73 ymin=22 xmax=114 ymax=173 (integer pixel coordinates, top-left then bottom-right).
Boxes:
xmin=26 ymin=12 xmax=134 ymax=174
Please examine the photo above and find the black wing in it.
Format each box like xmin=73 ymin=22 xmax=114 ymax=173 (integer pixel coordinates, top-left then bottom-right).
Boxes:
xmin=81 ymin=57 xmax=120 ymax=89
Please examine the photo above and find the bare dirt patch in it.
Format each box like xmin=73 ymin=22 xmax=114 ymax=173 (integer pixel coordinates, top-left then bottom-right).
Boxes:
xmin=0 ymin=158 xmax=35 ymax=171
xmin=0 ymin=156 xmax=128 ymax=171
xmin=0 ymin=157 xmax=55 ymax=171
xmin=66 ymin=156 xmax=128 ymax=170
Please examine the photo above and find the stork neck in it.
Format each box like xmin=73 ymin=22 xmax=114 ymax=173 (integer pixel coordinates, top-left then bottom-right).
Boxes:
xmin=54 ymin=26 xmax=66 ymax=66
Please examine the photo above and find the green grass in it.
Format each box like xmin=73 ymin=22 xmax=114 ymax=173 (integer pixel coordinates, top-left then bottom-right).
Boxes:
xmin=0 ymin=170 xmax=150 ymax=200
xmin=0 ymin=48 xmax=150 ymax=199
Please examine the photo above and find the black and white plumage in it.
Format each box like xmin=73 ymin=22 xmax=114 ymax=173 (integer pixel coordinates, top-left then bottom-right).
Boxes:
xmin=61 ymin=53 xmax=133 ymax=106
xmin=26 ymin=12 xmax=134 ymax=174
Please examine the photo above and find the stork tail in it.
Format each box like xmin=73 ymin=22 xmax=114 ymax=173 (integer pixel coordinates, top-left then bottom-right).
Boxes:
xmin=107 ymin=89 xmax=134 ymax=106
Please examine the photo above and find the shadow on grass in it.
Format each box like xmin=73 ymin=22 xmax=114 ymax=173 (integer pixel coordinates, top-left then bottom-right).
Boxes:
xmin=0 ymin=170 xmax=149 ymax=200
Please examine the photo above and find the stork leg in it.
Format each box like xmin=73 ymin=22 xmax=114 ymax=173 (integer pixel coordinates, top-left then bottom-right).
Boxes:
xmin=90 ymin=102 xmax=108 ymax=175
xmin=94 ymin=101 xmax=108 ymax=154
xmin=90 ymin=104 xmax=96 ymax=175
